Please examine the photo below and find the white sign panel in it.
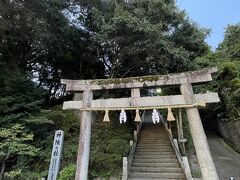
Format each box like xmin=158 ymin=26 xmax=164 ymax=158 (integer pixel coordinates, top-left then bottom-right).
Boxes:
xmin=47 ymin=130 xmax=64 ymax=180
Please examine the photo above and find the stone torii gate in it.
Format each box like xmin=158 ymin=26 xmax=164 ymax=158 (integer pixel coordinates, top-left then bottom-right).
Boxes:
xmin=62 ymin=67 xmax=220 ymax=180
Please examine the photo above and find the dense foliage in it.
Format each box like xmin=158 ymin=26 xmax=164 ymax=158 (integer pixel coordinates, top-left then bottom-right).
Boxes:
xmin=195 ymin=24 xmax=240 ymax=123
xmin=88 ymin=0 xmax=209 ymax=77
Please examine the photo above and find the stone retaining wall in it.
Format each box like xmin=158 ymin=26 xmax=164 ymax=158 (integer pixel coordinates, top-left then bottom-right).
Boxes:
xmin=218 ymin=120 xmax=240 ymax=152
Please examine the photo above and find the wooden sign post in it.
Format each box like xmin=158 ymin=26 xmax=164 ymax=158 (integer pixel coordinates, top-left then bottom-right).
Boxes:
xmin=47 ymin=130 xmax=64 ymax=180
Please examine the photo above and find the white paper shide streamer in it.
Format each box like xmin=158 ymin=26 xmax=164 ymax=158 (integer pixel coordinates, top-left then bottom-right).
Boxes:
xmin=152 ymin=109 xmax=160 ymax=124
xmin=119 ymin=109 xmax=127 ymax=124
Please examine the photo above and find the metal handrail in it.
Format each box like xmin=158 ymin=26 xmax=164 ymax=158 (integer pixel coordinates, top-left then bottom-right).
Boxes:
xmin=161 ymin=119 xmax=193 ymax=180
xmin=162 ymin=121 xmax=183 ymax=161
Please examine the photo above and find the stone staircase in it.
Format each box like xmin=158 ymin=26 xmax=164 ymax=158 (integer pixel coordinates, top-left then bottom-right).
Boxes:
xmin=128 ymin=124 xmax=186 ymax=180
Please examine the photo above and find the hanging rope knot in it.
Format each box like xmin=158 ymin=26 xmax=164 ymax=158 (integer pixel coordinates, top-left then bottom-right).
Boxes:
xmin=103 ymin=109 xmax=110 ymax=122
xmin=167 ymin=107 xmax=175 ymax=121
xmin=134 ymin=109 xmax=141 ymax=122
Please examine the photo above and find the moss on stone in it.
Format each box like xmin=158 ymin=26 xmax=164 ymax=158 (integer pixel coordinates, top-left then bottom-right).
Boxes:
xmin=90 ymin=75 xmax=161 ymax=86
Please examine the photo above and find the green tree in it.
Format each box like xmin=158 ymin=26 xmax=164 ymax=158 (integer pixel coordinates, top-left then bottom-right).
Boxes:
xmin=194 ymin=23 xmax=240 ymax=123
xmin=87 ymin=0 xmax=209 ymax=77
xmin=0 ymin=0 xmax=105 ymax=100
xmin=0 ymin=124 xmax=39 ymax=179
xmin=218 ymin=23 xmax=240 ymax=60
xmin=0 ymin=68 xmax=44 ymax=126
xmin=0 ymin=68 xmax=51 ymax=178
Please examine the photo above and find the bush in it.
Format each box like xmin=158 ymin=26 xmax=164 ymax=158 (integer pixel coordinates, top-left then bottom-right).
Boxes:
xmin=106 ymin=139 xmax=129 ymax=155
xmin=89 ymin=112 xmax=132 ymax=178
xmin=221 ymin=62 xmax=238 ymax=80
xmin=58 ymin=164 xmax=76 ymax=180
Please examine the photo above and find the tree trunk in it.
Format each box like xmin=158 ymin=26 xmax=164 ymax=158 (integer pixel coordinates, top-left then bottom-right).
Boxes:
xmin=0 ymin=152 xmax=10 ymax=180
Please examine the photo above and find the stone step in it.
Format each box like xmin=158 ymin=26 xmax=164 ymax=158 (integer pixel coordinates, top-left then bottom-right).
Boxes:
xmin=140 ymin=137 xmax=167 ymax=139
xmin=141 ymin=130 xmax=164 ymax=131
xmin=140 ymin=135 xmax=166 ymax=136
xmin=135 ymin=149 xmax=175 ymax=153
xmin=137 ymin=143 xmax=171 ymax=146
xmin=140 ymin=134 xmax=167 ymax=136
xmin=138 ymin=139 xmax=169 ymax=141
xmin=128 ymin=178 xmax=185 ymax=180
xmin=136 ymin=147 xmax=172 ymax=150
xmin=137 ymin=143 xmax=170 ymax=146
xmin=140 ymin=133 xmax=166 ymax=135
xmin=138 ymin=140 xmax=169 ymax=143
xmin=139 ymin=139 xmax=168 ymax=141
xmin=140 ymin=132 xmax=166 ymax=133
xmin=142 ymin=130 xmax=164 ymax=131
xmin=137 ymin=144 xmax=172 ymax=148
xmin=141 ymin=133 xmax=165 ymax=134
xmin=140 ymin=136 xmax=166 ymax=137
xmin=139 ymin=141 xmax=169 ymax=143
xmin=142 ymin=129 xmax=165 ymax=131
xmin=136 ymin=147 xmax=173 ymax=150
xmin=139 ymin=137 xmax=167 ymax=139
xmin=137 ymin=144 xmax=171 ymax=147
xmin=131 ymin=162 xmax=180 ymax=167
xmin=135 ymin=151 xmax=175 ymax=155
xmin=130 ymin=167 xmax=182 ymax=173
xmin=133 ymin=158 xmax=178 ymax=163
xmin=141 ymin=132 xmax=166 ymax=134
xmin=140 ymin=133 xmax=166 ymax=134
xmin=138 ymin=139 xmax=170 ymax=144
xmin=138 ymin=142 xmax=169 ymax=144
xmin=141 ymin=127 xmax=163 ymax=129
xmin=129 ymin=172 xmax=185 ymax=179
xmin=139 ymin=138 xmax=169 ymax=141
xmin=134 ymin=154 xmax=176 ymax=159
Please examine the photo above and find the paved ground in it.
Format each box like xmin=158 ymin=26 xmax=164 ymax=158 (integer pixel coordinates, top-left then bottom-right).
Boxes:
xmin=207 ymin=133 xmax=240 ymax=180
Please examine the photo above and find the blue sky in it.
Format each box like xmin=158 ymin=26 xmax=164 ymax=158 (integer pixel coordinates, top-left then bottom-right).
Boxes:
xmin=177 ymin=0 xmax=240 ymax=50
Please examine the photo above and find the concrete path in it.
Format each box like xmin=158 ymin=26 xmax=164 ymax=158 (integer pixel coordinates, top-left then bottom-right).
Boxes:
xmin=207 ymin=133 xmax=240 ymax=180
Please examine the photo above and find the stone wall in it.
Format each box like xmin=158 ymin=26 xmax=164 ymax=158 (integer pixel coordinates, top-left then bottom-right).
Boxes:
xmin=218 ymin=120 xmax=240 ymax=152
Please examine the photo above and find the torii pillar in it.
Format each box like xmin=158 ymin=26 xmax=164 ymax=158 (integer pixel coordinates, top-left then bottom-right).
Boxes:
xmin=180 ymin=83 xmax=219 ymax=180
xmin=75 ymin=90 xmax=93 ymax=180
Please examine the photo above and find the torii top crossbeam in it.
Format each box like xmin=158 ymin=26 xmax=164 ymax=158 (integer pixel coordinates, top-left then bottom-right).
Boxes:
xmin=61 ymin=67 xmax=217 ymax=91
xmin=62 ymin=67 xmax=219 ymax=111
